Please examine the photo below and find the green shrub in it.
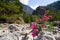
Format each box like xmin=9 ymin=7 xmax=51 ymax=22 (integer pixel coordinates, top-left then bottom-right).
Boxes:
xmin=31 ymin=15 xmax=39 ymax=22
xmin=24 ymin=14 xmax=31 ymax=23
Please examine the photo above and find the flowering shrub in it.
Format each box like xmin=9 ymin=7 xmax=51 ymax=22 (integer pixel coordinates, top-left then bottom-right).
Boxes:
xmin=31 ymin=24 xmax=36 ymax=29
xmin=32 ymin=29 xmax=39 ymax=37
xmin=30 ymin=11 xmax=52 ymax=37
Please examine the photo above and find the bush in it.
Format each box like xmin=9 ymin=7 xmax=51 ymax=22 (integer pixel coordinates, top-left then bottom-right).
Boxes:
xmin=24 ymin=14 xmax=31 ymax=23
xmin=48 ymin=10 xmax=60 ymax=21
xmin=31 ymin=15 xmax=39 ymax=22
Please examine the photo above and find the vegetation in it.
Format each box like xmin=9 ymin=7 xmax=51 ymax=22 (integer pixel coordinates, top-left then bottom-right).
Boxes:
xmin=23 ymin=14 xmax=31 ymax=23
xmin=0 ymin=0 xmax=60 ymax=23
xmin=33 ymin=1 xmax=60 ymax=21
xmin=48 ymin=10 xmax=60 ymax=21
xmin=0 ymin=0 xmax=24 ymax=23
xmin=31 ymin=15 xmax=39 ymax=22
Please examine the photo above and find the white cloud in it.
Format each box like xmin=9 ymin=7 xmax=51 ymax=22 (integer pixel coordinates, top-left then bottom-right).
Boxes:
xmin=19 ymin=0 xmax=29 ymax=5
xmin=31 ymin=5 xmax=39 ymax=10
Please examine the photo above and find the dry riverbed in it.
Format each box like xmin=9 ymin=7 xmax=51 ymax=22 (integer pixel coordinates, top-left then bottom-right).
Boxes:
xmin=0 ymin=23 xmax=60 ymax=40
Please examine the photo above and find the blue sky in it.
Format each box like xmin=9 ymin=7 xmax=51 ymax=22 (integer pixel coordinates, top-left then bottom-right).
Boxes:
xmin=20 ymin=0 xmax=58 ymax=9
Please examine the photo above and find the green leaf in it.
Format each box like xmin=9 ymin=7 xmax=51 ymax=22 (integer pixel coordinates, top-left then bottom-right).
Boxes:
xmin=48 ymin=22 xmax=54 ymax=31
xmin=36 ymin=24 xmax=41 ymax=31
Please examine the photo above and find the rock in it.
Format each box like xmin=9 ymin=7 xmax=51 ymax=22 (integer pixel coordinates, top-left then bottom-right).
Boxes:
xmin=54 ymin=21 xmax=60 ymax=27
xmin=8 ymin=24 xmax=19 ymax=32
xmin=0 ymin=23 xmax=60 ymax=40
xmin=55 ymin=37 xmax=60 ymax=40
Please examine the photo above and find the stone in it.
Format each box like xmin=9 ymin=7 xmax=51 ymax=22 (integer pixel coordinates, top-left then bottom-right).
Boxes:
xmin=0 ymin=23 xmax=60 ymax=40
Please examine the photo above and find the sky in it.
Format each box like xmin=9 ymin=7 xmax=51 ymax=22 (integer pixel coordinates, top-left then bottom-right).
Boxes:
xmin=20 ymin=0 xmax=58 ymax=9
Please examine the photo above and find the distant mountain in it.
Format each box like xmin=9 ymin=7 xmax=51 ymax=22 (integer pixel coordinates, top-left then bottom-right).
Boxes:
xmin=33 ymin=6 xmax=46 ymax=16
xmin=33 ymin=1 xmax=60 ymax=15
xmin=46 ymin=1 xmax=60 ymax=12
xmin=22 ymin=4 xmax=34 ymax=14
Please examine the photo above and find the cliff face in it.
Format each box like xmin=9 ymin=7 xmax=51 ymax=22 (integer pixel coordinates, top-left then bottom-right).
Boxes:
xmin=22 ymin=4 xmax=34 ymax=14
xmin=47 ymin=1 xmax=60 ymax=11
xmin=33 ymin=1 xmax=60 ymax=16
xmin=33 ymin=6 xmax=46 ymax=16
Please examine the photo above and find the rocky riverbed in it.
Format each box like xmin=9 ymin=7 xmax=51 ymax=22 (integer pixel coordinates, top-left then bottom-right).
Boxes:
xmin=0 ymin=23 xmax=60 ymax=40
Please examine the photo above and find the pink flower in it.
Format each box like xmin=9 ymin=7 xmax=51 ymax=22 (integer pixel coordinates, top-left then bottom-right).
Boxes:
xmin=32 ymin=32 xmax=37 ymax=37
xmin=39 ymin=18 xmax=42 ymax=21
xmin=31 ymin=24 xmax=36 ymax=29
xmin=40 ymin=24 xmax=45 ymax=28
xmin=42 ymin=16 xmax=49 ymax=21
xmin=48 ymin=15 xmax=52 ymax=19
xmin=33 ymin=29 xmax=39 ymax=32
xmin=35 ymin=19 xmax=39 ymax=23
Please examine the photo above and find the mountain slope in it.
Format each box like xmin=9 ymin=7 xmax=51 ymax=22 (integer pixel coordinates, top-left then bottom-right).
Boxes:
xmin=33 ymin=1 xmax=60 ymax=15
xmin=0 ymin=0 xmax=24 ymax=23
xmin=33 ymin=6 xmax=46 ymax=16
xmin=22 ymin=4 xmax=34 ymax=14
xmin=46 ymin=1 xmax=60 ymax=12
xmin=33 ymin=1 xmax=60 ymax=21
